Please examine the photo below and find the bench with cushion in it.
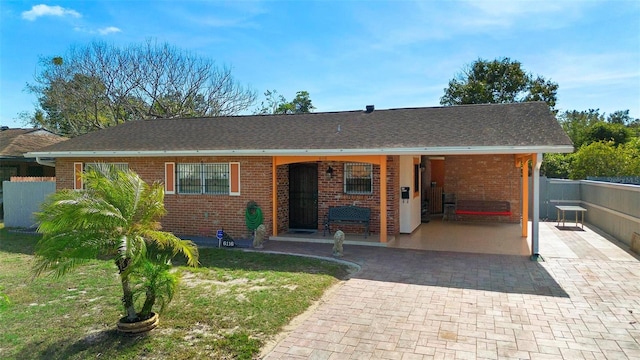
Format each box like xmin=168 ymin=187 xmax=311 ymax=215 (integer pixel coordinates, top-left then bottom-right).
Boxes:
xmin=323 ymin=205 xmax=371 ymax=238
xmin=455 ymin=200 xmax=511 ymax=217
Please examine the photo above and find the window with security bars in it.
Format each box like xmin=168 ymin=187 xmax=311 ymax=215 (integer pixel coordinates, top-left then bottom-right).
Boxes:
xmin=344 ymin=163 xmax=373 ymax=194
xmin=177 ymin=163 xmax=229 ymax=195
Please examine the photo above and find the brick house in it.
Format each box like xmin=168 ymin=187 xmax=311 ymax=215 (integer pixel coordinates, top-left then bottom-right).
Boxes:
xmin=28 ymin=102 xmax=573 ymax=255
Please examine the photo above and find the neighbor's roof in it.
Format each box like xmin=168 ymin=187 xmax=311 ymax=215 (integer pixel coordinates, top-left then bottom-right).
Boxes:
xmin=0 ymin=128 xmax=67 ymax=158
xmin=28 ymin=102 xmax=573 ymax=158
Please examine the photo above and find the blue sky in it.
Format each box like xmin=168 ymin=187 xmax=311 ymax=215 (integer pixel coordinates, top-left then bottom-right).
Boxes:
xmin=1 ymin=1 xmax=639 ymax=128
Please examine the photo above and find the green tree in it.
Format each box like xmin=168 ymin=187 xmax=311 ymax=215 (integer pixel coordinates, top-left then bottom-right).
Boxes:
xmin=26 ymin=40 xmax=256 ymax=137
xmin=607 ymin=110 xmax=633 ymax=125
xmin=583 ymin=122 xmax=632 ymax=146
xmin=34 ymin=164 xmax=199 ymax=323
xmin=31 ymin=71 xmax=112 ymax=135
xmin=541 ymin=153 xmax=573 ymax=179
xmin=557 ymin=109 xmax=605 ymax=148
xmin=621 ymin=138 xmax=640 ymax=175
xmin=440 ymin=57 xmax=558 ymax=110
xmin=628 ymin=118 xmax=640 ymax=136
xmin=569 ymin=141 xmax=640 ymax=179
xmin=288 ymin=90 xmax=315 ymax=114
xmin=256 ymin=90 xmax=287 ymax=115
xmin=256 ymin=90 xmax=315 ymax=115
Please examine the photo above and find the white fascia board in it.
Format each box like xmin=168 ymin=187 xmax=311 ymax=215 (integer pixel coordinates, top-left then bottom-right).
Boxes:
xmin=26 ymin=145 xmax=574 ymax=158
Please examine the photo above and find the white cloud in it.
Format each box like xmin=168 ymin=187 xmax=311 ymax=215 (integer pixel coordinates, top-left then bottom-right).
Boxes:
xmin=22 ymin=4 xmax=81 ymax=21
xmin=73 ymin=26 xmax=122 ymax=35
xmin=98 ymin=26 xmax=121 ymax=35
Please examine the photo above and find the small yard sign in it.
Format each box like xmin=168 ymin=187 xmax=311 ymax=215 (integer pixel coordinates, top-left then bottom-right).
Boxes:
xmin=217 ymin=229 xmax=235 ymax=247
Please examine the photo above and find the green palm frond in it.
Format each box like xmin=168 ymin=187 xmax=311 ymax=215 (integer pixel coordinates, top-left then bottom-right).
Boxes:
xmin=117 ymin=235 xmax=148 ymax=279
xmin=135 ymin=182 xmax=167 ymax=226
xmin=143 ymin=230 xmax=199 ymax=267
xmin=36 ymin=191 xmax=127 ymax=235
xmin=33 ymin=256 xmax=92 ymax=279
xmin=34 ymin=163 xmax=199 ymax=318
xmin=130 ymin=259 xmax=178 ymax=315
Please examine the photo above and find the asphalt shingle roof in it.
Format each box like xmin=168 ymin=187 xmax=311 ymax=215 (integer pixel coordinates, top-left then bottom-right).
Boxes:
xmin=0 ymin=128 xmax=67 ymax=157
xmin=31 ymin=102 xmax=573 ymax=155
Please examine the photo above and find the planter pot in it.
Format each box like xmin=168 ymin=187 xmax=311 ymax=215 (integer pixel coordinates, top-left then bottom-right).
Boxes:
xmin=117 ymin=312 xmax=159 ymax=334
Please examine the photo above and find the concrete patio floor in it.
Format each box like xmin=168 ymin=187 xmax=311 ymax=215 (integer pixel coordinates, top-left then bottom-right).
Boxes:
xmin=259 ymin=221 xmax=640 ymax=359
xmin=273 ymin=217 xmax=531 ymax=256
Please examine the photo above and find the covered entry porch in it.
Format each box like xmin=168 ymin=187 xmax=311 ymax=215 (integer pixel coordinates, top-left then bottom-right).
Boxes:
xmin=271 ymin=152 xmax=545 ymax=257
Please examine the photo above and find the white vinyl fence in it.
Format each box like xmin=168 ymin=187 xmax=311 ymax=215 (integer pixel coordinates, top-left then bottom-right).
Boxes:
xmin=531 ymin=177 xmax=640 ymax=247
xmin=2 ymin=180 xmax=55 ymax=228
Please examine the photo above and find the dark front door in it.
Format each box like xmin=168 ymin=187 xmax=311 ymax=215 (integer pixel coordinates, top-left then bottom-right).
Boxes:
xmin=289 ymin=163 xmax=318 ymax=230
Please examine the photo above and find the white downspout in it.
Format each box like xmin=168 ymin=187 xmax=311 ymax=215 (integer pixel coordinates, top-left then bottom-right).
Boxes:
xmin=531 ymin=153 xmax=543 ymax=261
xmin=36 ymin=157 xmax=56 ymax=167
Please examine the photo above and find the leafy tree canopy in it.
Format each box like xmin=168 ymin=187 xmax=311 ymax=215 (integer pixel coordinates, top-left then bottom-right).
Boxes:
xmin=541 ymin=153 xmax=572 ymax=179
xmin=607 ymin=110 xmax=633 ymax=125
xmin=557 ymin=109 xmax=606 ymax=148
xmin=440 ymin=57 xmax=558 ymax=110
xmin=557 ymin=109 xmax=638 ymax=149
xmin=570 ymin=140 xmax=640 ymax=179
xmin=543 ymin=108 xmax=638 ymax=179
xmin=255 ymin=90 xmax=315 ymax=115
xmin=24 ymin=40 xmax=257 ymax=137
xmin=583 ymin=122 xmax=632 ymax=146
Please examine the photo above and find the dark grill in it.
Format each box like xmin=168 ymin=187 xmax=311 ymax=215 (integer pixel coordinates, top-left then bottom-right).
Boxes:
xmin=344 ymin=163 xmax=372 ymax=194
xmin=177 ymin=163 xmax=229 ymax=194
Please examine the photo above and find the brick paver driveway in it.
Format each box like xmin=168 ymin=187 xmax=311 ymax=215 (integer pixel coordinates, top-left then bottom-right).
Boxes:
xmin=261 ymin=223 xmax=640 ymax=359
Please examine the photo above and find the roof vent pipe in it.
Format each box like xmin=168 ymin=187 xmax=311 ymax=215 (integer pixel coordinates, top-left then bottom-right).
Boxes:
xmin=365 ymin=105 xmax=374 ymax=113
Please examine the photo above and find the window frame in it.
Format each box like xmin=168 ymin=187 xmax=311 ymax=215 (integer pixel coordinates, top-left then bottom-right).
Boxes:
xmin=176 ymin=163 xmax=230 ymax=195
xmin=343 ymin=162 xmax=373 ymax=194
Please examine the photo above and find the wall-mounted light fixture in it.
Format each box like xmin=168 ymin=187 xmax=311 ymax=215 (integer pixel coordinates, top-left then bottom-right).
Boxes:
xmin=326 ymin=166 xmax=334 ymax=179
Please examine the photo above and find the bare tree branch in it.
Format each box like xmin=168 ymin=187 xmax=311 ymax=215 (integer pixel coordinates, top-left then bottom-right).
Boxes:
xmin=26 ymin=40 xmax=257 ymax=136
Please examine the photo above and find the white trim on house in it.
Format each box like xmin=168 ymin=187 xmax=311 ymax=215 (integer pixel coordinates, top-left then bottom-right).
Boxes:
xmin=35 ymin=157 xmax=56 ymax=167
xmin=27 ymin=145 xmax=574 ymax=158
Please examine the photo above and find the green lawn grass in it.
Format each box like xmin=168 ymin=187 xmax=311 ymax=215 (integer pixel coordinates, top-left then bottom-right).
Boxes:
xmin=0 ymin=224 xmax=353 ymax=359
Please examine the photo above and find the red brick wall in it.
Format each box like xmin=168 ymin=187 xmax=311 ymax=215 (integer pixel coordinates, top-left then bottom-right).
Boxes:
xmin=315 ymin=156 xmax=399 ymax=236
xmin=55 ymin=160 xmax=74 ymax=190
xmin=56 ymin=156 xmax=404 ymax=238
xmin=444 ymin=154 xmax=521 ymax=223
xmin=56 ymin=157 xmax=273 ymax=239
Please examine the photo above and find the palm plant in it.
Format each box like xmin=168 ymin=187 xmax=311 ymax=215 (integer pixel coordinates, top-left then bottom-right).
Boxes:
xmin=33 ymin=164 xmax=198 ymax=323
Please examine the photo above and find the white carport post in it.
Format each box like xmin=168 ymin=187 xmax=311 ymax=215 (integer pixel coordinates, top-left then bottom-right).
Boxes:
xmin=531 ymin=153 xmax=543 ymax=261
